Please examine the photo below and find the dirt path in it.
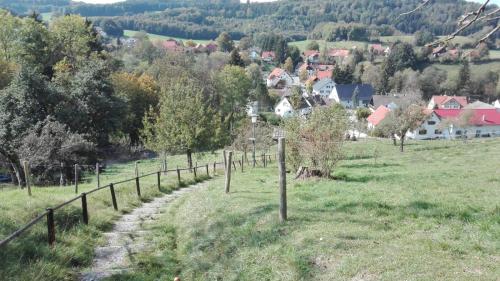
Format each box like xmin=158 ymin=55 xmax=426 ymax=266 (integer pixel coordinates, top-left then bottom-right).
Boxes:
xmin=80 ymin=182 xmax=207 ymax=281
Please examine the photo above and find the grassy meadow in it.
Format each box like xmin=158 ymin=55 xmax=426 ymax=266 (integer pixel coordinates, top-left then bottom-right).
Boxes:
xmin=109 ymin=139 xmax=500 ymax=281
xmin=0 ymin=151 xmax=225 ymax=281
xmin=123 ymin=30 xmax=214 ymax=45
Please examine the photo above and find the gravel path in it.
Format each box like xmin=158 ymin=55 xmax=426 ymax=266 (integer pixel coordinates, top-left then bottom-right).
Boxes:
xmin=80 ymin=182 xmax=207 ymax=281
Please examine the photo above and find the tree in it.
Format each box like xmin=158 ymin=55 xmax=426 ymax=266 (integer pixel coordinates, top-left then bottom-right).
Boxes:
xmin=306 ymin=40 xmax=320 ymax=51
xmin=299 ymin=68 xmax=309 ymax=82
xmin=378 ymin=90 xmax=426 ymax=152
xmin=229 ymin=48 xmax=245 ymax=67
xmin=413 ymin=30 xmax=435 ymax=46
xmin=334 ymin=65 xmax=354 ymax=84
xmin=356 ymin=107 xmax=372 ymax=121
xmin=238 ymin=36 xmax=253 ymax=50
xmin=289 ymin=86 xmax=303 ymax=110
xmin=287 ymin=45 xmax=302 ymax=67
xmin=0 ymin=58 xmax=17 ymax=89
xmin=16 ymin=17 xmax=52 ymax=72
xmin=282 ymin=104 xmax=348 ymax=178
xmin=419 ymin=67 xmax=446 ymax=100
xmin=283 ymin=57 xmax=294 ymax=73
xmin=216 ymin=32 xmax=235 ymax=52
xmin=351 ymin=86 xmax=360 ymax=108
xmin=111 ymin=72 xmax=159 ymax=146
xmin=0 ymin=9 xmax=21 ymax=61
xmin=100 ymin=18 xmax=124 ymax=37
xmin=50 ymin=15 xmax=98 ymax=64
xmin=456 ymin=60 xmax=472 ymax=96
xmin=143 ymin=77 xmax=217 ymax=170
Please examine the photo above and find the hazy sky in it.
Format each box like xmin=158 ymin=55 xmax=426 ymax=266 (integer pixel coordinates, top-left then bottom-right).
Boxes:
xmin=73 ymin=0 xmax=499 ymax=5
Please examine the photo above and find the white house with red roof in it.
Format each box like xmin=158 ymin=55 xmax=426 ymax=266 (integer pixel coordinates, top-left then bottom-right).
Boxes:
xmin=367 ymin=106 xmax=391 ymax=129
xmin=408 ymin=108 xmax=500 ymax=140
xmin=427 ymin=95 xmax=468 ymax=109
xmin=261 ymin=51 xmax=276 ymax=62
xmin=266 ymin=68 xmax=293 ymax=88
xmin=303 ymin=50 xmax=320 ymax=63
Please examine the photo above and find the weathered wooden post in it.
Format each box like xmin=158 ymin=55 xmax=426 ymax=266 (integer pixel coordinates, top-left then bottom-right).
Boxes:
xmin=135 ymin=161 xmax=139 ymax=178
xmin=176 ymin=166 xmax=181 ymax=185
xmin=157 ymin=172 xmax=161 ymax=191
xmin=81 ymin=193 xmax=88 ymax=224
xmin=135 ymin=176 xmax=141 ymax=197
xmin=278 ymin=138 xmax=287 ymax=222
xmin=206 ymin=164 xmax=209 ymax=176
xmin=213 ymin=162 xmax=216 ymax=175
xmin=23 ymin=161 xmax=32 ymax=196
xmin=110 ymin=184 xmax=118 ymax=211
xmin=46 ymin=208 xmax=55 ymax=246
xmin=225 ymin=151 xmax=233 ymax=193
xmin=163 ymin=153 xmax=167 ymax=175
xmin=74 ymin=164 xmax=79 ymax=194
xmin=223 ymin=150 xmax=227 ymax=170
xmin=241 ymin=155 xmax=244 ymax=172
xmin=194 ymin=162 xmax=197 ymax=179
xmin=96 ymin=162 xmax=100 ymax=188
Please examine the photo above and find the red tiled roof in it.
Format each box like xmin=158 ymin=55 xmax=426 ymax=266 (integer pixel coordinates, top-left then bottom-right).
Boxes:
xmin=316 ymin=70 xmax=333 ymax=80
xmin=163 ymin=39 xmax=181 ymax=51
xmin=434 ymin=109 xmax=500 ymax=126
xmin=262 ymin=51 xmax=276 ymax=59
xmin=370 ymin=44 xmax=385 ymax=52
xmin=316 ymin=64 xmax=334 ymax=71
xmin=303 ymin=50 xmax=320 ymax=57
xmin=367 ymin=106 xmax=390 ymax=126
xmin=431 ymin=95 xmax=468 ymax=108
xmin=268 ymin=68 xmax=285 ymax=79
xmin=328 ymin=49 xmax=349 ymax=57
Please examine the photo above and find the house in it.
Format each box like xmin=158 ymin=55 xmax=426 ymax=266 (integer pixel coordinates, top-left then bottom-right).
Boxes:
xmin=427 ymin=95 xmax=468 ymax=109
xmin=432 ymin=46 xmax=447 ymax=58
xmin=298 ymin=63 xmax=315 ymax=77
xmin=274 ymin=97 xmax=294 ymax=117
xmin=316 ymin=69 xmax=333 ymax=80
xmin=367 ymin=106 xmax=391 ymax=129
xmin=371 ymin=95 xmax=403 ymax=110
xmin=408 ymin=108 xmax=500 ymax=140
xmin=465 ymin=101 xmax=496 ymax=109
xmin=303 ymin=50 xmax=320 ymax=63
xmin=328 ymin=48 xmax=350 ymax=58
xmin=262 ymin=51 xmax=276 ymax=62
xmin=163 ymin=39 xmax=182 ymax=52
xmin=312 ymin=78 xmax=336 ymax=97
xmin=328 ymin=84 xmax=374 ymax=108
xmin=370 ymin=44 xmax=386 ymax=56
xmin=267 ymin=68 xmax=293 ymax=88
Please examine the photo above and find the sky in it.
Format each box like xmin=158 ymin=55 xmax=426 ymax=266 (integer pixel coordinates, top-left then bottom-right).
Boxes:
xmin=73 ymin=0 xmax=499 ymax=5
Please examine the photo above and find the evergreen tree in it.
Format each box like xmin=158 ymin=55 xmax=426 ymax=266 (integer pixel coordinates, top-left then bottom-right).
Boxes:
xmin=284 ymin=57 xmax=294 ymax=73
xmin=229 ymin=48 xmax=245 ymax=67
xmin=351 ymin=86 xmax=360 ymax=108
xmin=334 ymin=65 xmax=354 ymax=84
xmin=457 ymin=60 xmax=471 ymax=96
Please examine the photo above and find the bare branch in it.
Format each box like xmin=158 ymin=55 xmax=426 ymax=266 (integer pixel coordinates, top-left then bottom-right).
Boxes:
xmin=478 ymin=24 xmax=500 ymax=44
xmin=397 ymin=0 xmax=432 ymax=20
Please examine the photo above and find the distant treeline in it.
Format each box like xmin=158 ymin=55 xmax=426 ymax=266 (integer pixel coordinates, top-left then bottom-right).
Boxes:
xmin=1 ymin=0 xmax=499 ymax=41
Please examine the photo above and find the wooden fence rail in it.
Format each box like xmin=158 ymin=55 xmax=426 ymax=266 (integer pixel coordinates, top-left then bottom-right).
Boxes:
xmin=0 ymin=154 xmax=275 ymax=249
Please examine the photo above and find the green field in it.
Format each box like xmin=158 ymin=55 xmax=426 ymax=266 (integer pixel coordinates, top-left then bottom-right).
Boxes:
xmin=124 ymin=30 xmax=213 ymax=45
xmin=103 ymin=139 xmax=500 ymax=280
xmin=0 ymin=151 xmax=225 ymax=281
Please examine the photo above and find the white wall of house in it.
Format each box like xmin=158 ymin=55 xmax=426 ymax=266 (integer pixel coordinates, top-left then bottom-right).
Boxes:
xmin=407 ymin=112 xmax=500 ymax=140
xmin=267 ymin=72 xmax=293 ymax=88
xmin=274 ymin=98 xmax=294 ymax=117
xmin=312 ymin=79 xmax=336 ymax=97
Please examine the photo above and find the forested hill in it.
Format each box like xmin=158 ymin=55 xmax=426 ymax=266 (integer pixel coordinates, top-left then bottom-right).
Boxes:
xmin=1 ymin=0 xmax=498 ymax=41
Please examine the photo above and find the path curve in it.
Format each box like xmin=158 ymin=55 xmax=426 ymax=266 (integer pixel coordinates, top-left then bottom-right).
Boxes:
xmin=80 ymin=181 xmax=207 ymax=281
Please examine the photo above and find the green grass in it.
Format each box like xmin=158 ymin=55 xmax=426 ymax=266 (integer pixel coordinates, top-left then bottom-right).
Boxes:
xmin=289 ymin=40 xmax=370 ymax=52
xmin=113 ymin=139 xmax=500 ymax=280
xmin=0 ymin=150 xmax=230 ymax=281
xmin=124 ymin=30 xmax=213 ymax=45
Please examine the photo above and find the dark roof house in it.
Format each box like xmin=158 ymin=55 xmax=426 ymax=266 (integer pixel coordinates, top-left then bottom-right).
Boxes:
xmin=329 ymin=84 xmax=374 ymax=108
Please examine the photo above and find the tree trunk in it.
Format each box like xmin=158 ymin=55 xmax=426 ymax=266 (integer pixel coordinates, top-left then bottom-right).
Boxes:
xmin=9 ymin=159 xmax=24 ymax=188
xmin=187 ymin=149 xmax=193 ymax=170
xmin=400 ymin=138 xmax=404 ymax=152
xmin=392 ymin=134 xmax=397 ymax=146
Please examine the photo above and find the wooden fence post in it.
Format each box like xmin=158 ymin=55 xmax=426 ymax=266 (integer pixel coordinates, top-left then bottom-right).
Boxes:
xmin=163 ymin=153 xmax=167 ymax=175
xmin=81 ymin=193 xmax=88 ymax=224
xmin=110 ymin=184 xmax=118 ymax=211
xmin=194 ymin=162 xmax=197 ymax=179
xmin=135 ymin=161 xmax=139 ymax=178
xmin=46 ymin=208 xmax=55 ymax=246
xmin=135 ymin=176 xmax=141 ymax=197
xmin=206 ymin=164 xmax=209 ymax=176
xmin=23 ymin=161 xmax=32 ymax=196
xmin=157 ymin=172 xmax=161 ymax=191
xmin=223 ymin=150 xmax=227 ymax=170
xmin=278 ymin=138 xmax=287 ymax=222
xmin=96 ymin=162 xmax=100 ymax=188
xmin=225 ymin=151 xmax=233 ymax=194
xmin=176 ymin=166 xmax=181 ymax=186
xmin=74 ymin=164 xmax=78 ymax=194
xmin=213 ymin=162 xmax=216 ymax=175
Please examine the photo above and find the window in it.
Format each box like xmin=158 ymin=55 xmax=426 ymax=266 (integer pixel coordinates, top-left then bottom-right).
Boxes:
xmin=455 ymin=130 xmax=462 ymax=135
xmin=427 ymin=121 xmax=436 ymax=125
xmin=475 ymin=130 xmax=481 ymax=138
xmin=434 ymin=129 xmax=442 ymax=134
xmin=419 ymin=129 xmax=427 ymax=135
